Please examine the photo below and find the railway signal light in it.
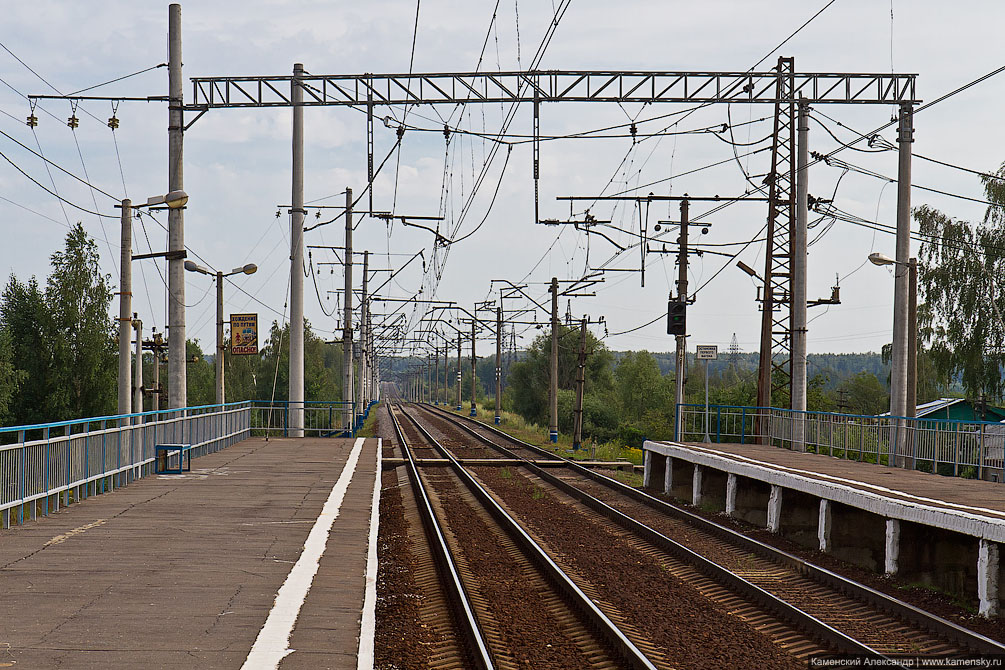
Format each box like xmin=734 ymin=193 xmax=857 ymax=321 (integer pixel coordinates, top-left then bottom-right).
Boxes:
xmin=667 ymin=300 xmax=686 ymax=336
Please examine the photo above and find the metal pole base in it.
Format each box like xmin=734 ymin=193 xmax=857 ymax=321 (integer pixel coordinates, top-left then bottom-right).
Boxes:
xmin=550 ymin=431 xmax=558 ymax=443
xmin=469 ymin=407 xmax=477 ymax=417
xmin=494 ymin=415 xmax=501 ymax=425
xmin=455 ymin=405 xmax=462 ymax=411
xmin=572 ymin=442 xmax=581 ymax=451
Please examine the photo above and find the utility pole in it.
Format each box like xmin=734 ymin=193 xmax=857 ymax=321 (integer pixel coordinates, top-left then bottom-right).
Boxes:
xmin=132 ymin=314 xmax=143 ymax=418
xmin=215 ymin=271 xmax=225 ymax=405
xmin=118 ymin=199 xmax=132 ymax=421
xmin=549 ymin=276 xmax=559 ymax=443
xmin=890 ymin=103 xmax=914 ymax=467
xmin=674 ymin=200 xmax=689 ymax=418
xmin=791 ymin=98 xmax=809 ymax=452
xmin=456 ymin=335 xmax=462 ymax=411
xmin=441 ymin=341 xmax=447 ymax=406
xmin=357 ymin=250 xmax=369 ymax=424
xmin=167 ymin=3 xmax=186 ymax=410
xmin=573 ymin=316 xmax=588 ymax=451
xmin=289 ymin=61 xmax=305 ymax=437
xmin=470 ymin=318 xmax=477 ymax=417
xmin=343 ymin=187 xmax=354 ymax=433
xmin=908 ymin=257 xmax=918 ymax=419
xmin=433 ymin=339 xmax=439 ymax=405
xmin=495 ymin=305 xmax=502 ymax=424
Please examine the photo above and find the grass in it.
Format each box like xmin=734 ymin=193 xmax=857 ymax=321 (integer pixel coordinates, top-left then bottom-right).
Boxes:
xmin=439 ymin=402 xmax=643 ymax=469
xmin=355 ymin=403 xmax=381 ymax=438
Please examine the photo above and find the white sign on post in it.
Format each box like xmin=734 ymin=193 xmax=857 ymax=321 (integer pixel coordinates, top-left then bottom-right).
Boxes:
xmin=696 ymin=344 xmax=718 ymax=360
xmin=697 ymin=345 xmax=718 ymax=442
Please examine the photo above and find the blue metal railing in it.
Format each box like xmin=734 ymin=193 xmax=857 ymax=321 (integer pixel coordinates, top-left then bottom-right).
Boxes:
xmin=1 ymin=396 xmax=384 ymax=529
xmin=675 ymin=403 xmax=1005 ymax=481
xmin=248 ymin=400 xmax=373 ymax=437
xmin=1 ymin=401 xmax=252 ymax=528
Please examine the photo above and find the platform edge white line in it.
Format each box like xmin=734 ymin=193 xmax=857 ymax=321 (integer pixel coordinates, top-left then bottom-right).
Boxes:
xmin=242 ymin=437 xmax=366 ymax=670
xmin=357 ymin=437 xmax=381 ymax=670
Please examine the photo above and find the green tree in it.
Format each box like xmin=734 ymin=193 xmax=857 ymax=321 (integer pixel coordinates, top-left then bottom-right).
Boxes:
xmin=506 ymin=324 xmax=614 ymax=427
xmin=614 ymin=350 xmax=671 ymax=421
xmin=0 ymin=275 xmax=51 ymax=425
xmin=839 ymin=372 xmax=889 ymax=416
xmin=186 ymin=339 xmax=216 ymax=406
xmin=0 ymin=330 xmax=26 ymax=425
xmin=45 ymin=223 xmax=116 ymax=420
xmin=916 ymin=164 xmax=1005 ymax=401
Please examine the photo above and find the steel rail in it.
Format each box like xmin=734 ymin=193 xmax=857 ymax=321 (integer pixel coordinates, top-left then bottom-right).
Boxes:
xmin=385 ymin=404 xmax=495 ymax=670
xmin=412 ymin=404 xmax=891 ymax=660
xmin=419 ymin=403 xmax=1005 ymax=658
xmin=398 ymin=405 xmax=659 ymax=670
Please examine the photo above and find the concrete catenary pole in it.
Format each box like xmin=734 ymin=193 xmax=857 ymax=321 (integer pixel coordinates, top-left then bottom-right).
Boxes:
xmin=167 ymin=4 xmax=186 ymax=410
xmin=289 ymin=62 xmax=306 ymax=437
xmin=343 ymin=188 xmax=355 ymax=432
xmin=495 ymin=305 xmax=502 ymax=424
xmin=215 ymin=271 xmax=225 ymax=405
xmin=573 ymin=316 xmax=587 ymax=450
xmin=456 ymin=335 xmax=462 ymax=410
xmin=133 ymin=315 xmax=143 ymax=418
xmin=890 ymin=103 xmax=914 ymax=466
xmin=118 ymin=199 xmax=132 ymax=420
xmin=908 ymin=258 xmax=918 ymax=419
xmin=791 ymin=99 xmax=810 ymax=451
xmin=549 ymin=276 xmax=559 ymax=443
xmin=358 ymin=250 xmax=368 ymax=423
xmin=433 ymin=341 xmax=439 ymax=405
xmin=674 ymin=200 xmax=689 ymax=414
xmin=470 ymin=317 xmax=477 ymax=416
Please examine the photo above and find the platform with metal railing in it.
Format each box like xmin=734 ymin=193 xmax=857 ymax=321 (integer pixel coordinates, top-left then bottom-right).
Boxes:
xmin=676 ymin=403 xmax=1005 ymax=482
xmin=0 ymin=398 xmax=379 ymax=528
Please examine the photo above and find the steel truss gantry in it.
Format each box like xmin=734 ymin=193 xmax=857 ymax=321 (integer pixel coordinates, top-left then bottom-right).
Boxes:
xmin=184 ymin=64 xmax=919 ymax=424
xmin=187 ymin=69 xmax=917 ymax=108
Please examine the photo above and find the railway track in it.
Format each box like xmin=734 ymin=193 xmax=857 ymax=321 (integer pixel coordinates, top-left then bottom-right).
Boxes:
xmin=386 ymin=402 xmax=659 ymax=669
xmin=408 ymin=401 xmax=1005 ymax=665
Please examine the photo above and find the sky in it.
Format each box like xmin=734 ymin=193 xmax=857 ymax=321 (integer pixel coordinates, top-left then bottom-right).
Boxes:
xmin=1 ymin=1 xmax=1003 ymax=361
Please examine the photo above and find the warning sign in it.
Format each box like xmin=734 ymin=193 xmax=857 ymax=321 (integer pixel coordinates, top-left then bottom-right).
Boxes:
xmin=230 ymin=313 xmax=258 ymax=355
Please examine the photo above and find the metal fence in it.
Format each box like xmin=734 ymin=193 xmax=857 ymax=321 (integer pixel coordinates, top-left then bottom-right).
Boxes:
xmin=1 ymin=402 xmax=251 ymax=528
xmin=249 ymin=400 xmax=361 ymax=437
xmin=676 ymin=403 xmax=1005 ymax=482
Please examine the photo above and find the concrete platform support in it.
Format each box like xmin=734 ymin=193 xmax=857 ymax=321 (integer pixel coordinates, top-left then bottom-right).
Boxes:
xmin=777 ymin=489 xmax=819 ymax=549
xmin=979 ymin=539 xmax=999 ymax=618
xmin=885 ymin=518 xmax=901 ymax=576
xmin=725 ymin=473 xmax=737 ymax=517
xmin=818 ymin=499 xmax=832 ymax=553
xmin=767 ymin=485 xmax=782 ymax=533
xmin=669 ymin=462 xmax=695 ymax=501
xmin=644 ymin=451 xmax=668 ymax=494
xmin=692 ymin=465 xmax=703 ymax=506
xmin=664 ymin=457 xmax=673 ymax=495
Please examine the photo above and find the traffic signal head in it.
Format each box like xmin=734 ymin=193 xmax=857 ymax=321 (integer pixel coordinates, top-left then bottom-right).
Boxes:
xmin=667 ymin=300 xmax=686 ymax=336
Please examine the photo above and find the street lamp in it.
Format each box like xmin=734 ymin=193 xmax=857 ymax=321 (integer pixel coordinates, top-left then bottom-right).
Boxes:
xmin=184 ymin=260 xmax=258 ymax=405
xmin=869 ymin=251 xmax=918 ymax=422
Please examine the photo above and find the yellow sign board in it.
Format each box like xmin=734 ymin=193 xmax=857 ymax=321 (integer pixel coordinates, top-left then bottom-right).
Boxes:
xmin=230 ymin=313 xmax=259 ymax=355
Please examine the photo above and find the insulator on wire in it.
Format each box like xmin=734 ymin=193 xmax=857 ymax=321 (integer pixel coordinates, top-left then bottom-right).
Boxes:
xmin=26 ymin=114 xmax=37 ymax=127
xmin=107 ymin=116 xmax=119 ymax=129
xmin=67 ymin=115 xmax=79 ymax=129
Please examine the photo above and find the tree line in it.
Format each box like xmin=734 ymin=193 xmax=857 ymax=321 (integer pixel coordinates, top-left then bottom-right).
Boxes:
xmin=0 ymin=223 xmax=345 ymax=428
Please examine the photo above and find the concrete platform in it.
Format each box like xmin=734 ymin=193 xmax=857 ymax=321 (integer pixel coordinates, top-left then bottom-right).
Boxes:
xmin=644 ymin=439 xmax=1005 ymax=617
xmin=0 ymin=436 xmax=381 ymax=669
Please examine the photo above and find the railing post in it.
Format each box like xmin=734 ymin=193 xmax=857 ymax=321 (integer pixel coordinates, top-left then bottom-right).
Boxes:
xmin=740 ymin=407 xmax=746 ymax=444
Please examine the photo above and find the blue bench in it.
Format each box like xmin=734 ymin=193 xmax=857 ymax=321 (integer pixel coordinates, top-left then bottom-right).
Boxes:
xmin=155 ymin=443 xmax=192 ymax=474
